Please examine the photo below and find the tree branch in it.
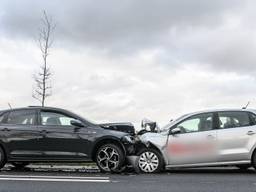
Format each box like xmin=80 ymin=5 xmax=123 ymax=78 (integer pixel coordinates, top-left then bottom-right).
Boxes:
xmin=32 ymin=10 xmax=55 ymax=107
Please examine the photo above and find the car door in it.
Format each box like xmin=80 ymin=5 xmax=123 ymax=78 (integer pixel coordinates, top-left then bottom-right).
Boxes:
xmin=0 ymin=109 xmax=43 ymax=158
xmin=216 ymin=111 xmax=256 ymax=162
xmin=166 ymin=112 xmax=218 ymax=165
xmin=37 ymin=110 xmax=92 ymax=160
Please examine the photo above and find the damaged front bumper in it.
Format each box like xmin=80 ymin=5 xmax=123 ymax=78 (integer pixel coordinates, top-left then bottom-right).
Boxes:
xmin=121 ymin=135 xmax=151 ymax=172
xmin=121 ymin=131 xmax=169 ymax=172
xmin=126 ymin=155 xmax=140 ymax=173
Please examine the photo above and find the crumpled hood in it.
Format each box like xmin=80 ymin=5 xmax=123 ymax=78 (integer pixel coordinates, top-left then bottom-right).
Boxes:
xmin=139 ymin=132 xmax=168 ymax=149
xmin=99 ymin=122 xmax=135 ymax=135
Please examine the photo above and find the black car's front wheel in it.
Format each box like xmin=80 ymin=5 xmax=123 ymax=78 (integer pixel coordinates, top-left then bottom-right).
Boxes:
xmin=96 ymin=144 xmax=125 ymax=173
xmin=0 ymin=147 xmax=6 ymax=170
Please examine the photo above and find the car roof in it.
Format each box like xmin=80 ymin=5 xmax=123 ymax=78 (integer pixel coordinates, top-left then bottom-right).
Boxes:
xmin=184 ymin=108 xmax=256 ymax=117
xmin=0 ymin=106 xmax=72 ymax=113
xmin=161 ymin=108 xmax=256 ymax=130
xmin=0 ymin=106 xmax=95 ymax=125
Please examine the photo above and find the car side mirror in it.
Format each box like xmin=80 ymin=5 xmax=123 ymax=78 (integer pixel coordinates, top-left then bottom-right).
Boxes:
xmin=169 ymin=127 xmax=181 ymax=135
xmin=70 ymin=120 xmax=84 ymax=128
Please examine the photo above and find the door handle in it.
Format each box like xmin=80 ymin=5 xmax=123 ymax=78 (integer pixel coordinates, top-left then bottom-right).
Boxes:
xmin=247 ymin=131 xmax=255 ymax=136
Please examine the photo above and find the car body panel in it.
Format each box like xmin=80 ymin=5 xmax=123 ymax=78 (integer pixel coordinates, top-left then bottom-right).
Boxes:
xmin=36 ymin=125 xmax=94 ymax=160
xmin=99 ymin=122 xmax=135 ymax=135
xmin=0 ymin=124 xmax=43 ymax=159
xmin=166 ymin=160 xmax=251 ymax=168
xmin=138 ymin=109 xmax=256 ymax=168
xmin=216 ymin=126 xmax=256 ymax=162
xmin=166 ymin=130 xmax=218 ymax=165
xmin=0 ymin=107 xmax=133 ymax=163
xmin=139 ymin=132 xmax=169 ymax=164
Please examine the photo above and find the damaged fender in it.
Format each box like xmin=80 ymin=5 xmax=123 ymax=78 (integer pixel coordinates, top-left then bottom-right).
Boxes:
xmin=126 ymin=132 xmax=169 ymax=172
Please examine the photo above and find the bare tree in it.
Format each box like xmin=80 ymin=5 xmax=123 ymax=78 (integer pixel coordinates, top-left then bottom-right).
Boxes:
xmin=33 ymin=10 xmax=55 ymax=107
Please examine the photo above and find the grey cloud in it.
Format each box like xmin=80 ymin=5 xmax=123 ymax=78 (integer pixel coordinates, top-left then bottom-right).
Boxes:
xmin=1 ymin=0 xmax=252 ymax=73
xmin=153 ymin=2 xmax=256 ymax=75
xmin=2 ymin=0 xmax=256 ymax=127
xmin=0 ymin=0 xmax=243 ymax=52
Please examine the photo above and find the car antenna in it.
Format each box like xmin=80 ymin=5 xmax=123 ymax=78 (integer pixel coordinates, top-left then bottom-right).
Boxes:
xmin=8 ymin=103 xmax=12 ymax=109
xmin=242 ymin=101 xmax=250 ymax=109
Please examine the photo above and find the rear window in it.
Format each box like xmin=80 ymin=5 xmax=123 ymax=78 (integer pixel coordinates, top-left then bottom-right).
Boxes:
xmin=6 ymin=110 xmax=36 ymax=125
xmin=218 ymin=111 xmax=250 ymax=129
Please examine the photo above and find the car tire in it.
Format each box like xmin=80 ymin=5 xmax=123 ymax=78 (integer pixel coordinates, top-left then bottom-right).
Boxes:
xmin=252 ymin=151 xmax=256 ymax=170
xmin=137 ymin=148 xmax=164 ymax=173
xmin=0 ymin=147 xmax=6 ymax=170
xmin=11 ymin=162 xmax=29 ymax=169
xmin=96 ymin=143 xmax=125 ymax=173
xmin=236 ymin=164 xmax=251 ymax=170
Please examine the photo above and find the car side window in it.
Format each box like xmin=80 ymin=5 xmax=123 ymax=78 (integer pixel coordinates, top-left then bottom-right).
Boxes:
xmin=0 ymin=113 xmax=5 ymax=124
xmin=218 ymin=111 xmax=250 ymax=129
xmin=6 ymin=110 xmax=36 ymax=125
xmin=175 ymin=113 xmax=213 ymax=133
xmin=249 ymin=113 xmax=256 ymax=125
xmin=40 ymin=111 xmax=80 ymax=126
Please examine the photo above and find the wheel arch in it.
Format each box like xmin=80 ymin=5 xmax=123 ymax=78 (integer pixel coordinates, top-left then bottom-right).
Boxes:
xmin=91 ymin=136 xmax=126 ymax=161
xmin=250 ymin=145 xmax=256 ymax=163
xmin=136 ymin=141 xmax=167 ymax=166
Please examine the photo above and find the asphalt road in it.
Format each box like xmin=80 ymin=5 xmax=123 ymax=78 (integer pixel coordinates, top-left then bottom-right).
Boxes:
xmin=0 ymin=166 xmax=255 ymax=192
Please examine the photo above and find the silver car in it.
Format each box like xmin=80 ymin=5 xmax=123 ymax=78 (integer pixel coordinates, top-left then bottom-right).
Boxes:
xmin=135 ymin=109 xmax=256 ymax=173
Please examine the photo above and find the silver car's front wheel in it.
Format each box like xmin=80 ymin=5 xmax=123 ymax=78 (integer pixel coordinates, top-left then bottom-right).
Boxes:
xmin=96 ymin=144 xmax=124 ymax=173
xmin=139 ymin=152 xmax=159 ymax=173
xmin=137 ymin=148 xmax=164 ymax=173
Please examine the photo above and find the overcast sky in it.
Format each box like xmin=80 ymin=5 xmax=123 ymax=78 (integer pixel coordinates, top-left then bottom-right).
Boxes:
xmin=1 ymin=0 xmax=256 ymax=127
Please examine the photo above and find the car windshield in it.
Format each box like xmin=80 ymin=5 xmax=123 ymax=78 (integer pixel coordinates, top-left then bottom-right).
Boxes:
xmin=161 ymin=114 xmax=190 ymax=132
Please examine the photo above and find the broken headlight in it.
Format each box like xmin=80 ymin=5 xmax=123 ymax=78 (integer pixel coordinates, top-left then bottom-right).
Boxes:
xmin=121 ymin=135 xmax=135 ymax=144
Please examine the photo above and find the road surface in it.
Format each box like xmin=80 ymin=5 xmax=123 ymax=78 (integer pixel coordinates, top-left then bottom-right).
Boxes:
xmin=0 ymin=166 xmax=255 ymax=192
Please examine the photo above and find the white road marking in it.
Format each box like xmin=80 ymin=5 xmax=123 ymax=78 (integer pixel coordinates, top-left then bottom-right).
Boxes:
xmin=0 ymin=175 xmax=110 ymax=183
xmin=0 ymin=178 xmax=110 ymax=182
xmin=0 ymin=174 xmax=109 ymax=179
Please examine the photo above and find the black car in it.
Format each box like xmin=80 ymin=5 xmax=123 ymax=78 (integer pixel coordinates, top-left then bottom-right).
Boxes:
xmin=0 ymin=106 xmax=135 ymax=172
